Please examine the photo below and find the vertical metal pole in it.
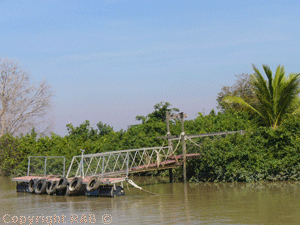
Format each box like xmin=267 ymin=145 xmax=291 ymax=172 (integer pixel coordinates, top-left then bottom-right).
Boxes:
xmin=63 ymin=157 xmax=66 ymax=177
xmin=166 ymin=111 xmax=172 ymax=153
xmin=181 ymin=112 xmax=187 ymax=183
xmin=81 ymin=149 xmax=85 ymax=178
xmin=27 ymin=157 xmax=31 ymax=176
xmin=166 ymin=110 xmax=170 ymax=135
xmin=167 ymin=111 xmax=173 ymax=183
xmin=44 ymin=157 xmax=47 ymax=176
xmin=126 ymin=153 xmax=129 ymax=178
xmin=66 ymin=157 xmax=75 ymax=178
xmin=101 ymin=157 xmax=105 ymax=178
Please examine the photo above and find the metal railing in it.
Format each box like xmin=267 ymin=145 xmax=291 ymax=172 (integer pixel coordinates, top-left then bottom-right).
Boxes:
xmin=66 ymin=130 xmax=245 ymax=178
xmin=27 ymin=156 xmax=66 ymax=177
xmin=66 ymin=146 xmax=173 ymax=178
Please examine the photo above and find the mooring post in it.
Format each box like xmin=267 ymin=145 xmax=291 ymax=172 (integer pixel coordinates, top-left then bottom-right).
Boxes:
xmin=180 ymin=112 xmax=187 ymax=183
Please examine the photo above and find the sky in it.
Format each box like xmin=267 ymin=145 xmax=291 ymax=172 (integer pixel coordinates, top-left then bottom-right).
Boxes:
xmin=1 ymin=0 xmax=300 ymax=136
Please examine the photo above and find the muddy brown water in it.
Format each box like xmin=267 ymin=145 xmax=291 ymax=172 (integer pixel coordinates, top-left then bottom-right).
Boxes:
xmin=1 ymin=176 xmax=300 ymax=224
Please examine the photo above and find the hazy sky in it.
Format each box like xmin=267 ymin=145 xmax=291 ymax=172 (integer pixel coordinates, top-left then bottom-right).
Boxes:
xmin=1 ymin=0 xmax=300 ymax=136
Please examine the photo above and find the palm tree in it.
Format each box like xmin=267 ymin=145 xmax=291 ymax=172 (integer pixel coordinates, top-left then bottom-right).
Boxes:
xmin=224 ymin=64 xmax=300 ymax=129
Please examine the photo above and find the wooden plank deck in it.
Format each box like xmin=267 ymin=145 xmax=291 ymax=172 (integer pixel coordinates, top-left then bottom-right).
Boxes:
xmin=12 ymin=175 xmax=61 ymax=182
xmin=130 ymin=153 xmax=200 ymax=171
xmin=81 ymin=176 xmax=126 ymax=184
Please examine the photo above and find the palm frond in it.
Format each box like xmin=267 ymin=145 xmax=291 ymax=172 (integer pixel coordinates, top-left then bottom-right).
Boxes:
xmin=223 ymin=95 xmax=264 ymax=118
xmin=262 ymin=64 xmax=273 ymax=98
xmin=224 ymin=64 xmax=300 ymax=129
xmin=274 ymin=73 xmax=300 ymax=127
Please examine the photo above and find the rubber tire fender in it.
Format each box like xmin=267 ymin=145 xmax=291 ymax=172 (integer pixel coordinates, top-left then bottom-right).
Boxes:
xmin=68 ymin=177 xmax=82 ymax=192
xmin=110 ymin=187 xmax=115 ymax=198
xmin=46 ymin=180 xmax=57 ymax=195
xmin=114 ymin=185 xmax=125 ymax=196
xmin=35 ymin=179 xmax=47 ymax=194
xmin=56 ymin=177 xmax=68 ymax=190
xmin=28 ymin=178 xmax=38 ymax=193
xmin=86 ymin=176 xmax=101 ymax=192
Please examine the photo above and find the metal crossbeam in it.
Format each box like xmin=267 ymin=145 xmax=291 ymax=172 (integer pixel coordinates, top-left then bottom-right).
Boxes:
xmin=156 ymin=130 xmax=245 ymax=140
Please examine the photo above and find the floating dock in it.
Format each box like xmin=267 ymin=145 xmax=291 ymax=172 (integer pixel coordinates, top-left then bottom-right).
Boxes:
xmin=12 ymin=147 xmax=200 ymax=197
xmin=13 ymin=175 xmax=126 ymax=197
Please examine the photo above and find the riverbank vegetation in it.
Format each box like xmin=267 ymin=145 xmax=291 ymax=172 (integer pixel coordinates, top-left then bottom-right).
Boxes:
xmin=1 ymin=64 xmax=300 ymax=182
xmin=0 ymin=104 xmax=252 ymax=177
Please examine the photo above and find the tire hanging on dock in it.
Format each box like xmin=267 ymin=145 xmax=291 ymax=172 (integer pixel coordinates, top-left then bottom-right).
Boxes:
xmin=35 ymin=179 xmax=47 ymax=194
xmin=28 ymin=178 xmax=38 ymax=193
xmin=46 ymin=180 xmax=57 ymax=195
xmin=86 ymin=176 xmax=101 ymax=192
xmin=114 ymin=185 xmax=125 ymax=196
xmin=56 ymin=177 xmax=68 ymax=190
xmin=68 ymin=177 xmax=82 ymax=193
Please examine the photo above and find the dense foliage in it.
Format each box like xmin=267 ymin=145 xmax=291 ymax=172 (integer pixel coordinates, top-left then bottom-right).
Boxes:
xmin=1 ymin=100 xmax=300 ymax=183
xmin=186 ymin=115 xmax=300 ymax=182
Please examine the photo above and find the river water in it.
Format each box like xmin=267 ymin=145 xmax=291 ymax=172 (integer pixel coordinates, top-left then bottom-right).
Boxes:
xmin=1 ymin=176 xmax=300 ymax=225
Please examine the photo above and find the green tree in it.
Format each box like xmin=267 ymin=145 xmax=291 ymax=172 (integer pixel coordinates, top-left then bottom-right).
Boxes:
xmin=217 ymin=73 xmax=257 ymax=116
xmin=97 ymin=121 xmax=113 ymax=136
xmin=224 ymin=65 xmax=300 ymax=129
xmin=136 ymin=102 xmax=179 ymax=123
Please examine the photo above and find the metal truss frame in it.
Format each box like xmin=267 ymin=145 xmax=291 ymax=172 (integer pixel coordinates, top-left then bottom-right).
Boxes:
xmin=66 ymin=146 xmax=173 ymax=178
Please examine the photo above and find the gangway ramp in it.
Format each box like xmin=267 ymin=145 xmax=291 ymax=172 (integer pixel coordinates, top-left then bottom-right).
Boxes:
xmin=66 ymin=146 xmax=199 ymax=179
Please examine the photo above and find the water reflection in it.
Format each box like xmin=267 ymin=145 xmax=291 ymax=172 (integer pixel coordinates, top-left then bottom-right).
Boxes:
xmin=1 ymin=176 xmax=300 ymax=224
